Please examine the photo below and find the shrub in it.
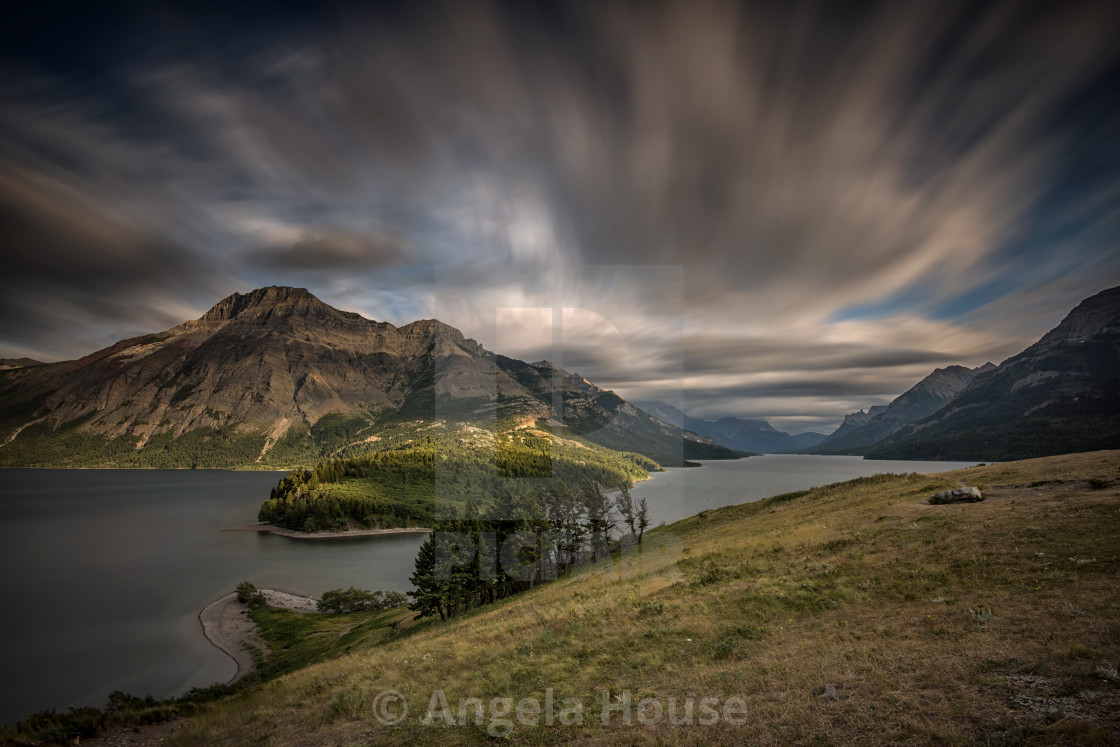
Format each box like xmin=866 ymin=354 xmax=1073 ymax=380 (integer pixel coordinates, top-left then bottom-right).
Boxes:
xmin=328 ymin=690 xmax=366 ymax=721
xmin=235 ymin=581 xmax=267 ymax=608
xmin=732 ymin=624 xmax=766 ymax=640
xmin=714 ymin=637 xmax=738 ymax=659
xmin=969 ymin=606 xmax=993 ymax=625
xmin=317 ymin=587 xmax=407 ymax=613
xmin=381 ymin=590 xmax=408 ymax=608
xmin=692 ymin=563 xmax=734 ymax=586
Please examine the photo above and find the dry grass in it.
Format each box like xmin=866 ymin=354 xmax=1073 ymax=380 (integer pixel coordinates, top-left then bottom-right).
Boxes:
xmin=170 ymin=451 xmax=1120 ymax=745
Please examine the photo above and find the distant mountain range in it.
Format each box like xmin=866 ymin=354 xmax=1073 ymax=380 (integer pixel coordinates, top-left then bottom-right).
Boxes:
xmin=646 ymin=285 xmax=1119 ymax=462
xmin=2 ymin=285 xmax=1116 ymax=467
xmin=635 ymin=400 xmax=827 ymax=453
xmin=0 ymin=286 xmax=737 ymax=468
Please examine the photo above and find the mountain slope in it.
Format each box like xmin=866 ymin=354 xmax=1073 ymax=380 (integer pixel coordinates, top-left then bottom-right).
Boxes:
xmin=636 ymin=400 xmax=826 ymax=453
xmin=821 ymin=405 xmax=889 ymax=443
xmin=809 ymin=363 xmax=994 ymax=454
xmin=867 ymin=286 xmax=1120 ymax=460
xmin=0 ymin=358 xmax=42 ymax=370
xmin=497 ymin=361 xmax=738 ymax=463
xmin=0 ymin=286 xmax=736 ymax=468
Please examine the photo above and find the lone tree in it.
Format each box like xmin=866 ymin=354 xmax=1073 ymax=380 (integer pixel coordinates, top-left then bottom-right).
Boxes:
xmin=581 ymin=480 xmax=615 ymax=561
xmin=614 ymin=484 xmax=649 ymax=545
xmin=615 ymin=484 xmax=638 ymax=544
xmin=637 ymin=497 xmax=649 ymax=544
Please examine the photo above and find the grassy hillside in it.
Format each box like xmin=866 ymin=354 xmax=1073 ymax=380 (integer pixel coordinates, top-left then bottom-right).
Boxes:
xmin=160 ymin=450 xmax=1120 ymax=745
xmin=14 ymin=451 xmax=1119 ymax=746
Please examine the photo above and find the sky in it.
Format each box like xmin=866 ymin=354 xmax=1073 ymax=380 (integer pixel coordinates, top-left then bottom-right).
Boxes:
xmin=1 ymin=0 xmax=1118 ymax=434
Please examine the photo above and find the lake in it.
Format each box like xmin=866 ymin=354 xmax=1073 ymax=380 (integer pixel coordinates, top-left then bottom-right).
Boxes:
xmin=0 ymin=455 xmax=977 ymax=724
xmin=0 ymin=469 xmax=425 ymax=726
xmin=629 ymin=454 xmax=980 ymax=527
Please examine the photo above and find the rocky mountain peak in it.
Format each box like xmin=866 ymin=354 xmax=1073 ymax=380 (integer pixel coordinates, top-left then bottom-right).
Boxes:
xmin=198 ymin=286 xmax=324 ymax=324
xmin=911 ymin=365 xmax=978 ymax=399
xmin=842 ymin=405 xmax=887 ymax=426
xmin=997 ymin=285 xmax=1119 ymax=370
xmin=0 ymin=287 xmax=741 ymax=468
xmin=399 ymin=318 xmax=463 ymax=339
xmin=1034 ymin=286 xmax=1120 ymax=347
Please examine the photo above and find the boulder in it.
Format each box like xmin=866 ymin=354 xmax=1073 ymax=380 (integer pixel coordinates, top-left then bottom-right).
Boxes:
xmin=929 ymin=487 xmax=984 ymax=505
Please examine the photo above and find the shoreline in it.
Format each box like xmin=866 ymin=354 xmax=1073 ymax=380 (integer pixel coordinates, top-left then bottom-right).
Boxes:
xmin=198 ymin=588 xmax=318 ymax=683
xmin=222 ymin=523 xmax=432 ymax=540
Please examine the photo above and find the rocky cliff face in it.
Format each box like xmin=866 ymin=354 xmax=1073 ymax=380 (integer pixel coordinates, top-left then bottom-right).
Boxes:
xmin=816 ymin=405 xmax=888 ymax=444
xmin=0 ymin=286 xmax=735 ymax=467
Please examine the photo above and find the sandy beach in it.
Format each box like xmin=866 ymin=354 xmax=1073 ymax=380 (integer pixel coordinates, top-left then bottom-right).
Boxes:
xmin=198 ymin=588 xmax=318 ymax=682
xmin=222 ymin=523 xmax=431 ymax=540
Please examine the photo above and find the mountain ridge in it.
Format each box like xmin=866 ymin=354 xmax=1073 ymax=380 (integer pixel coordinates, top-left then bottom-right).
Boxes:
xmin=0 ymin=287 xmax=737 ymax=468
xmin=635 ymin=400 xmax=826 ymax=453
xmin=808 ymin=362 xmax=994 ymax=454
xmin=866 ymin=285 xmax=1120 ymax=460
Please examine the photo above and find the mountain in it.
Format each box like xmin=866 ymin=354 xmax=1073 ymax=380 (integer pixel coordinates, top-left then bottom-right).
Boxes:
xmin=0 ymin=358 xmax=42 ymax=370
xmin=866 ymin=286 xmax=1120 ymax=460
xmin=808 ymin=363 xmax=994 ymax=454
xmin=817 ymin=405 xmax=888 ymax=443
xmin=635 ymin=400 xmax=827 ymax=453
xmin=0 ymin=286 xmax=737 ymax=468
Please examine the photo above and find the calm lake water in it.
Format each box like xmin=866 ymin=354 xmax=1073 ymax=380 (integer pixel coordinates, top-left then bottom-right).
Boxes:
xmin=0 ymin=469 xmax=425 ymax=726
xmin=631 ymin=454 xmax=979 ymax=527
xmin=0 ymin=455 xmax=977 ymax=724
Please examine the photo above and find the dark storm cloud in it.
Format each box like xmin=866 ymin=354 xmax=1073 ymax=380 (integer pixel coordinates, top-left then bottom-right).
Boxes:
xmin=0 ymin=166 xmax=192 ymax=286
xmin=0 ymin=0 xmax=1116 ymax=428
xmin=0 ymin=162 xmax=219 ymax=356
xmin=243 ymin=228 xmax=407 ymax=271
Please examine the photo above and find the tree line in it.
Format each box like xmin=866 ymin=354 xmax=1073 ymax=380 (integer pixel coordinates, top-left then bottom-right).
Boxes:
xmin=409 ymin=481 xmax=649 ymax=621
xmin=256 ymin=434 xmax=654 ymax=532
